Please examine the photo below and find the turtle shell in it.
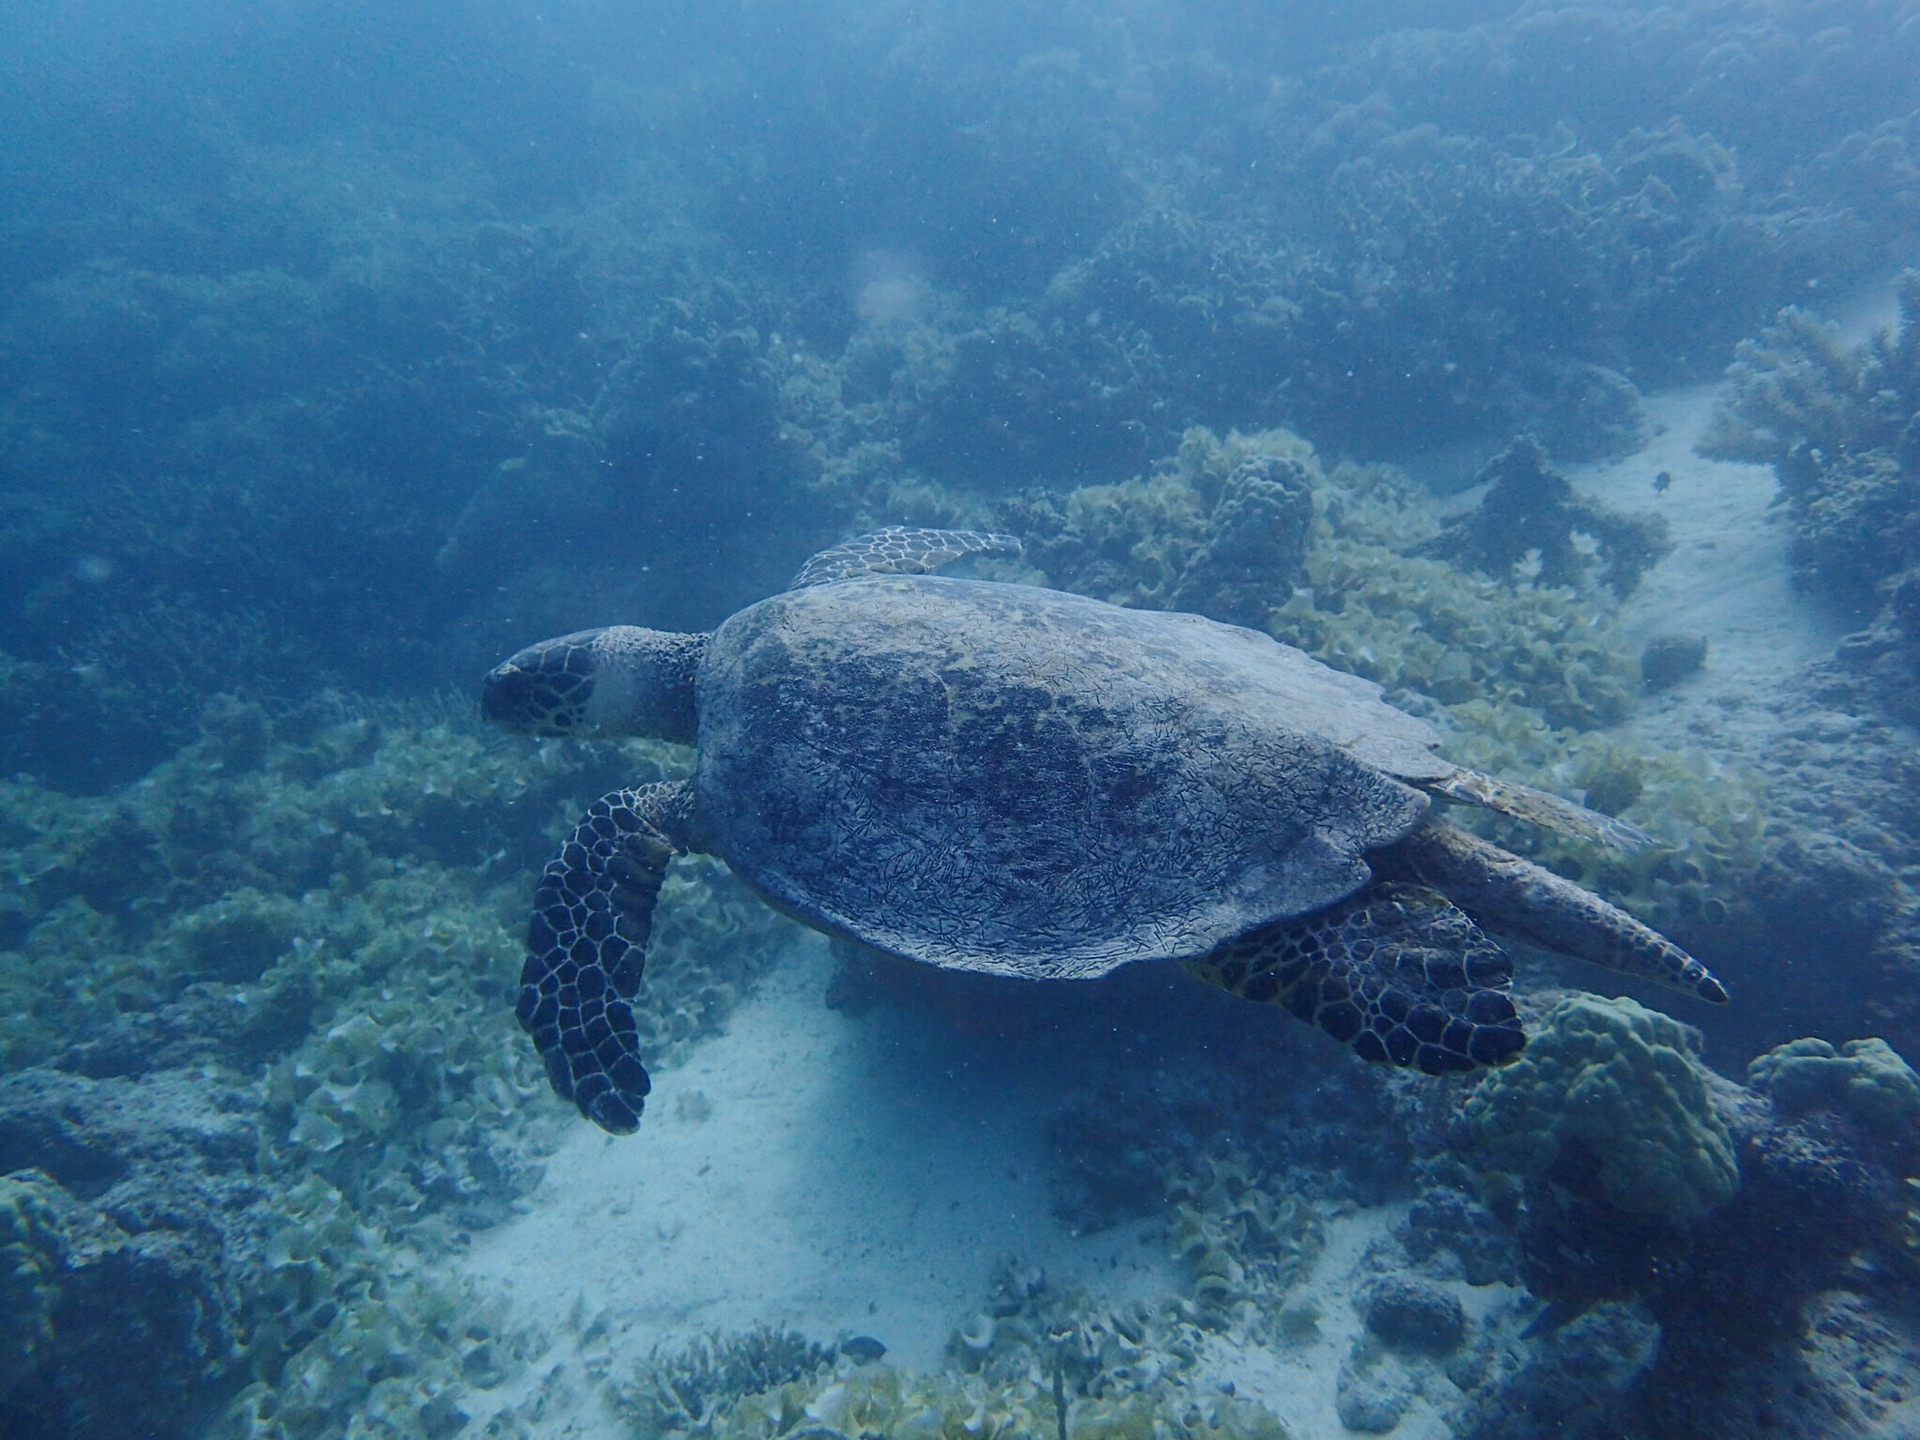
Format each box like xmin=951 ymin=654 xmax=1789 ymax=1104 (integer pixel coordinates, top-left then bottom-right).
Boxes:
xmin=694 ymin=575 xmax=1443 ymax=979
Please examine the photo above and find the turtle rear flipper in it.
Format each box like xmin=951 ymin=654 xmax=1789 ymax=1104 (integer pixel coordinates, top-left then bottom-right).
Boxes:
xmin=1185 ymin=884 xmax=1527 ymax=1074
xmin=517 ymin=780 xmax=695 ymax=1133
xmin=1379 ymin=821 xmax=1729 ymax=1003
xmin=791 ymin=526 xmax=1024 ymax=588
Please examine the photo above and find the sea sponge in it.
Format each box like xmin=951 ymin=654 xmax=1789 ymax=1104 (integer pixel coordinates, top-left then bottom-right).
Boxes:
xmin=1460 ymin=994 xmax=1739 ymax=1225
xmin=1747 ymin=1036 xmax=1920 ymax=1139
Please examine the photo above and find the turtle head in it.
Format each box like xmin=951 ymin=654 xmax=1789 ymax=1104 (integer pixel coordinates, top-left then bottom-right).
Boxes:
xmin=482 ymin=625 xmax=705 ymax=744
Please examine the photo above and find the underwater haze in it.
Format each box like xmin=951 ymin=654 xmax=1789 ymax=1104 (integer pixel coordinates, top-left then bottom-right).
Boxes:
xmin=3 ymin=2 xmax=1920 ymax=1437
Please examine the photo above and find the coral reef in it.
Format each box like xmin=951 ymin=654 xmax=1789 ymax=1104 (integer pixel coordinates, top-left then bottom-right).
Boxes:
xmin=1608 ymin=1047 xmax=1920 ymax=1440
xmin=0 ymin=697 xmax=798 ymax=1438
xmin=3 ymin=7 xmax=1919 ymax=1434
xmin=1008 ymin=427 xmax=1646 ymax=732
xmin=1458 ymin=994 xmax=1738 ymax=1226
xmin=1442 ymin=1024 xmax=1920 ymax=1439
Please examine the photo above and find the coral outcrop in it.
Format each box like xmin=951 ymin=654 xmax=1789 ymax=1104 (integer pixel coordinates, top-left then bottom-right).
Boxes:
xmin=1451 ymin=1301 xmax=1660 ymax=1440
xmin=1167 ymin=454 xmax=1315 ymax=628
xmin=0 ymin=1070 xmax=261 ymax=1440
xmin=1749 ymin=1036 xmax=1920 ymax=1140
xmin=1459 ymin=994 xmax=1738 ymax=1226
xmin=1705 ymin=273 xmax=1920 ymax=725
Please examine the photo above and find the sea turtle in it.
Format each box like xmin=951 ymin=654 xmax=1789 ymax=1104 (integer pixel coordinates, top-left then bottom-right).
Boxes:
xmin=483 ymin=527 xmax=1727 ymax=1134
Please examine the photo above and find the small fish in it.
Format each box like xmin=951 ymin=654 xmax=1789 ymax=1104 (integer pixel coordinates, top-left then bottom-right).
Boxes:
xmin=1652 ymin=470 xmax=1673 ymax=492
xmin=840 ymin=1335 xmax=887 ymax=1363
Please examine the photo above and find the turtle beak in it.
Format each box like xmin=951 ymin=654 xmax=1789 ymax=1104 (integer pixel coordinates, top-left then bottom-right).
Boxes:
xmin=480 ymin=659 xmax=537 ymax=730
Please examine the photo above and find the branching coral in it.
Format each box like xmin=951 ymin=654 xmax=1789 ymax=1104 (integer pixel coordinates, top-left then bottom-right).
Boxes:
xmin=674 ymin=1355 xmax=1289 ymax=1440
xmin=619 ymin=1325 xmax=834 ymax=1434
xmin=1420 ymin=436 xmax=1671 ymax=598
xmin=636 ymin=1259 xmax=1290 ymax=1440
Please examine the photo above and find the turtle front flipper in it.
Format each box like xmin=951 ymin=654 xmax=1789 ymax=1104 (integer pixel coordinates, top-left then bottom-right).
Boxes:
xmin=517 ymin=780 xmax=696 ymax=1134
xmin=791 ymin=526 xmax=1024 ymax=588
xmin=1183 ymin=884 xmax=1527 ymax=1074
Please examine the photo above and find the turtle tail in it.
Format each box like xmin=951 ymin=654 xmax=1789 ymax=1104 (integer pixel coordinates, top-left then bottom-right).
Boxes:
xmin=1183 ymin=884 xmax=1527 ymax=1074
xmin=516 ymin=781 xmax=694 ymax=1133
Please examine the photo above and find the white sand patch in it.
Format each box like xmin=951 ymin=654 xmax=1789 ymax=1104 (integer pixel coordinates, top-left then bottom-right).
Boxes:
xmin=456 ymin=935 xmax=1473 ymax=1439
xmin=1566 ymin=384 xmax=1849 ymax=753
xmin=460 ymin=934 xmax=1178 ymax=1434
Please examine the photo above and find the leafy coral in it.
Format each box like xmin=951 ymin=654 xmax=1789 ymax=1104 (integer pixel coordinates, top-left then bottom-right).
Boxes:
xmin=1168 ymin=1151 xmax=1325 ymax=1332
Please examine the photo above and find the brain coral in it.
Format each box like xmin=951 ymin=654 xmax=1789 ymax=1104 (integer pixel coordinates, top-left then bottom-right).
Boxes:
xmin=1461 ymin=994 xmax=1739 ymax=1225
xmin=1747 ymin=1037 xmax=1920 ymax=1139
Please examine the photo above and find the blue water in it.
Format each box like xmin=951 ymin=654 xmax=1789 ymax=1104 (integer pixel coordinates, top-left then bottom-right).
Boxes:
xmin=2 ymin=4 xmax=1918 ymax=1438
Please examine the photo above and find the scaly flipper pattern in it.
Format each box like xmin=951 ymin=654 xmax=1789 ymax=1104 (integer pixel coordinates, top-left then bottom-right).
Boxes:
xmin=1183 ymin=883 xmax=1527 ymax=1074
xmin=1428 ymin=767 xmax=1657 ymax=852
xmin=517 ymin=780 xmax=695 ymax=1133
xmin=1377 ymin=820 xmax=1729 ymax=1003
xmin=791 ymin=526 xmax=1025 ymax=588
